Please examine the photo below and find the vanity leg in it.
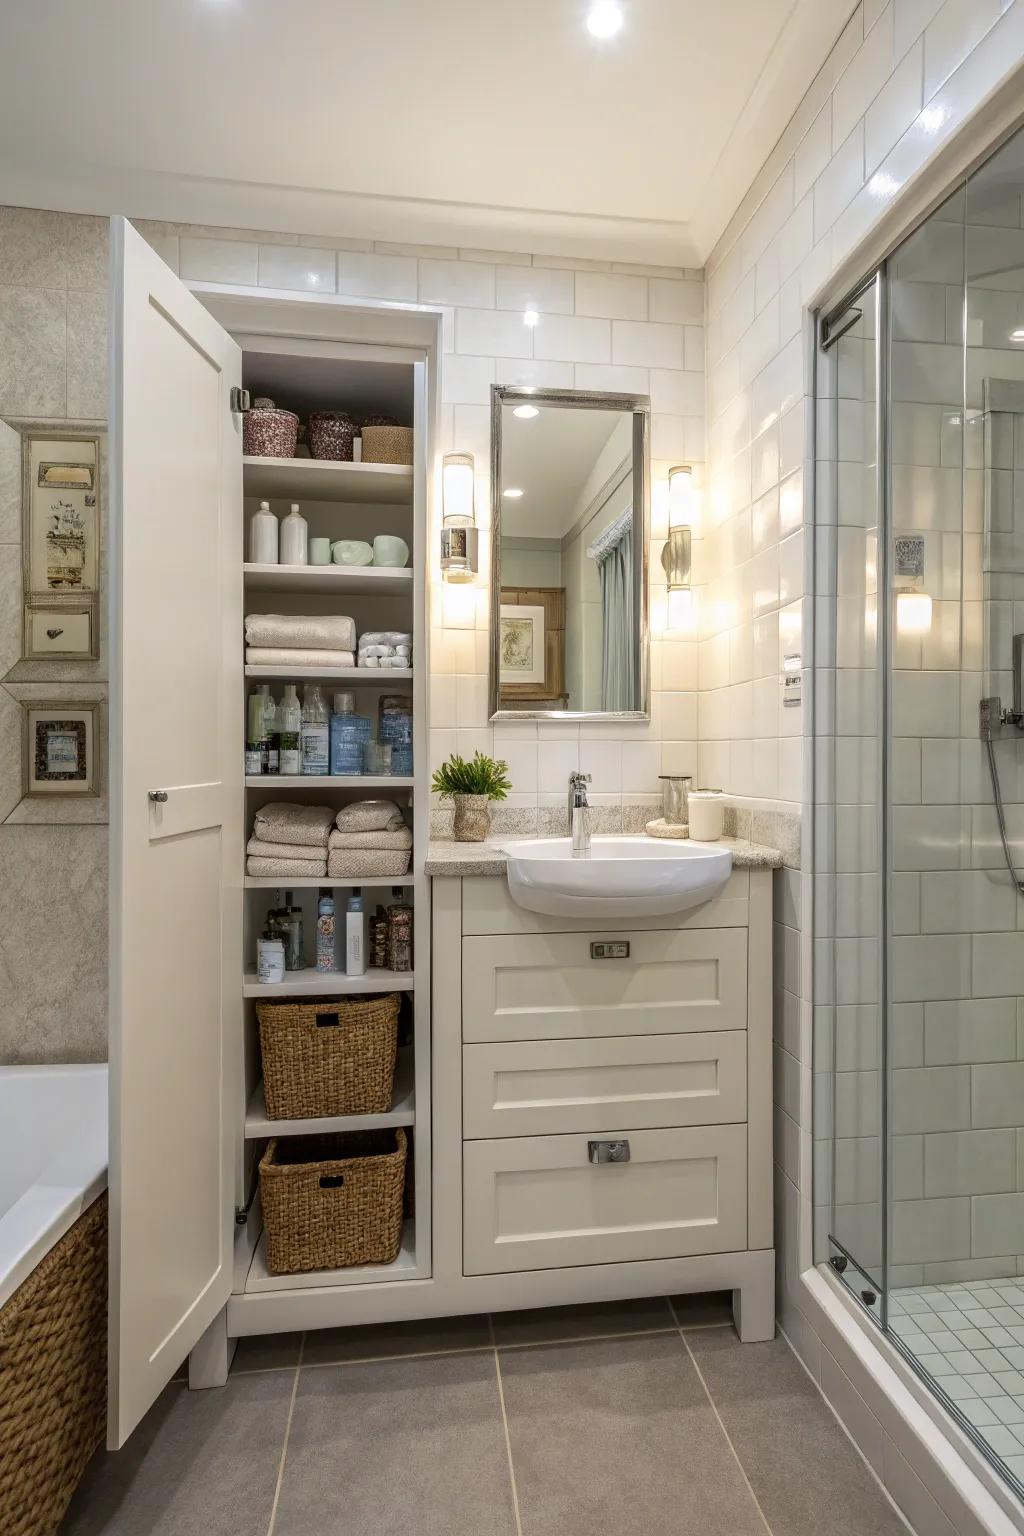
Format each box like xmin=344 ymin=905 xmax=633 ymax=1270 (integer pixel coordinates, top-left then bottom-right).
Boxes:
xmin=732 ymin=1252 xmax=776 ymax=1342
xmin=187 ymin=1307 xmax=236 ymax=1390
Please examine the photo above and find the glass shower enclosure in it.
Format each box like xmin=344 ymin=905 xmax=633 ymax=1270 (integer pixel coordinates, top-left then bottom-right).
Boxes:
xmin=817 ymin=122 xmax=1024 ymax=1493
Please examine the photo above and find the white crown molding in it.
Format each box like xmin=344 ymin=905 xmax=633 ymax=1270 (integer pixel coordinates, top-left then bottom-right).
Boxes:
xmin=0 ymin=157 xmax=698 ymax=268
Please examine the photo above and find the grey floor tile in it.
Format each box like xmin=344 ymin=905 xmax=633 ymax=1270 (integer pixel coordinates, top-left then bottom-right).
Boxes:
xmin=301 ymin=1312 xmax=491 ymax=1366
xmin=687 ymin=1327 xmax=906 ymax=1535
xmin=231 ymin=1330 xmax=303 ymax=1373
xmin=273 ymin=1350 xmax=517 ymax=1536
xmin=670 ymin=1289 xmax=735 ymax=1327
xmin=60 ymin=1372 xmax=294 ymax=1536
xmin=491 ymin=1295 xmax=673 ymax=1347
xmin=499 ymin=1332 xmax=765 ymax=1536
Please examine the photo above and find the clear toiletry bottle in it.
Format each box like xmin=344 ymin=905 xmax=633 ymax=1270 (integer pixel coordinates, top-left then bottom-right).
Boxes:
xmin=316 ymin=888 xmax=336 ymax=973
xmin=279 ymin=502 xmax=308 ymax=566
xmin=249 ymin=499 xmax=279 ymax=565
xmin=245 ymin=689 xmax=265 ymax=775
xmin=259 ymin=685 xmax=279 ymax=774
xmin=279 ymin=684 xmax=302 ymax=774
xmin=329 ymin=691 xmax=371 ymax=775
xmin=300 ymin=684 xmax=330 ymax=776
xmin=281 ymin=891 xmax=305 ymax=971
xmin=345 ymin=889 xmax=366 ymax=977
xmin=257 ymin=924 xmax=285 ymax=984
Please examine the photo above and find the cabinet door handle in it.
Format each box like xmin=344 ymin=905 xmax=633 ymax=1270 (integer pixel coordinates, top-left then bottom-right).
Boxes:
xmin=148 ymin=790 xmax=169 ymax=803
xmin=588 ymin=1139 xmax=630 ymax=1164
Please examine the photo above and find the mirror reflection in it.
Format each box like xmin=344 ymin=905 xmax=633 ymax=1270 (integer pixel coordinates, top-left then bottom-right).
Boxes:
xmin=490 ymin=387 xmax=649 ymax=719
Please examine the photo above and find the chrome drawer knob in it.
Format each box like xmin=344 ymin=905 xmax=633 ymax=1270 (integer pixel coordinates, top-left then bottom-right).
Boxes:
xmin=588 ymin=1139 xmax=630 ymax=1164
xmin=148 ymin=790 xmax=169 ymax=803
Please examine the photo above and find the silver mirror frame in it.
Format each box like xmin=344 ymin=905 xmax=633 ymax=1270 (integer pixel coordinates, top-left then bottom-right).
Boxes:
xmin=488 ymin=383 xmax=651 ymax=723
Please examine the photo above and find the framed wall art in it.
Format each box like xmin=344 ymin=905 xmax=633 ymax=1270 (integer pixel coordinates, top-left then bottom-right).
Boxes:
xmin=499 ymin=603 xmax=546 ymax=685
xmin=22 ymin=431 xmax=100 ymax=660
xmin=22 ymin=702 xmax=99 ymax=797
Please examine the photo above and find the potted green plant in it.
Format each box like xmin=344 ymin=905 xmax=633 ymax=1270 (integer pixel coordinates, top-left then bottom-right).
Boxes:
xmin=431 ymin=750 xmax=512 ymax=842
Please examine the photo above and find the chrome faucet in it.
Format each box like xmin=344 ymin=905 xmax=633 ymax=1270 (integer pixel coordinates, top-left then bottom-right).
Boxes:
xmin=568 ymin=772 xmax=592 ymax=857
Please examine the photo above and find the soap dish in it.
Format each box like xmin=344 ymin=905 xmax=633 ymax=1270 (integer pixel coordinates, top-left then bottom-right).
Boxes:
xmin=645 ymin=818 xmax=690 ymax=840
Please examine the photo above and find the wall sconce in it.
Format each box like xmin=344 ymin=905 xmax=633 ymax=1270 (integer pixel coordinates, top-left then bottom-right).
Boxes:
xmin=662 ymin=465 xmax=694 ymax=622
xmin=441 ymin=450 xmax=479 ymax=584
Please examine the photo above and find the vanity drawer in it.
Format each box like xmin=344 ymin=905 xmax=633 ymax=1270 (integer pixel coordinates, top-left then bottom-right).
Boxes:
xmin=461 ymin=928 xmax=747 ymax=1042
xmin=463 ymin=1125 xmax=747 ymax=1275
xmin=462 ymin=1031 xmax=747 ymax=1138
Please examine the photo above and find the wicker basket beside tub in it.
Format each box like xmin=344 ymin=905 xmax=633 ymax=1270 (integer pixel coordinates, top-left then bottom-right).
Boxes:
xmin=0 ymin=1194 xmax=107 ymax=1536
xmin=256 ymin=993 xmax=399 ymax=1120
xmin=360 ymin=424 xmax=414 ymax=465
xmin=260 ymin=1129 xmax=407 ymax=1274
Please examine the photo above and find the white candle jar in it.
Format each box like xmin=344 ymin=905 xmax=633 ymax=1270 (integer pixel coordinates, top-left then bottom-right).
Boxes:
xmin=688 ymin=789 xmax=725 ymax=842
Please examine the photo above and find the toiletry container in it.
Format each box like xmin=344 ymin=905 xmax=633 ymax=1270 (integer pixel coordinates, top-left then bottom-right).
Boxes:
xmin=300 ymin=685 xmax=329 ymax=776
xmin=280 ymin=893 xmax=306 ymax=971
xmin=362 ymin=740 xmax=393 ymax=776
xmin=257 ymin=925 xmax=286 ymax=984
xmin=346 ymin=890 xmax=366 ymax=977
xmin=259 ymin=685 xmax=279 ymax=774
xmin=316 ymin=889 xmax=336 ymax=973
xmin=659 ymin=774 xmax=692 ymax=825
xmin=279 ymin=685 xmax=302 ymax=774
xmin=688 ymin=789 xmax=725 ymax=842
xmin=378 ymin=695 xmax=413 ymax=776
xmin=279 ymin=502 xmax=308 ymax=565
xmin=245 ymin=690 xmax=266 ymax=775
xmin=329 ymin=691 xmax=371 ymax=775
xmin=249 ymin=500 xmax=279 ymax=564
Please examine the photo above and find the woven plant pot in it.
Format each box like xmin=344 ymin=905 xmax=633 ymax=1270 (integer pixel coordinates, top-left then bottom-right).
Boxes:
xmin=243 ymin=398 xmax=299 ymax=458
xmin=0 ymin=1194 xmax=107 ymax=1536
xmin=452 ymin=794 xmax=491 ymax=842
xmin=307 ymin=411 xmax=355 ymax=462
xmin=256 ymin=993 xmax=399 ymax=1120
xmin=360 ymin=424 xmax=413 ymax=465
xmin=260 ymin=1128 xmax=407 ymax=1274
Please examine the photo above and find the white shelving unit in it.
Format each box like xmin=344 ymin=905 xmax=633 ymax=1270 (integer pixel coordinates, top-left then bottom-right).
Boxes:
xmin=242 ymin=968 xmax=416 ymax=999
xmin=245 ymin=1221 xmax=418 ymax=1293
xmin=244 ymin=775 xmax=413 ymax=789
xmin=245 ymin=1051 xmax=415 ymax=1138
xmin=245 ymin=666 xmax=413 ymax=681
xmin=243 ymin=563 xmax=413 ymax=596
xmin=245 ymin=875 xmax=414 ymax=890
xmin=242 ymin=455 xmax=413 ymax=504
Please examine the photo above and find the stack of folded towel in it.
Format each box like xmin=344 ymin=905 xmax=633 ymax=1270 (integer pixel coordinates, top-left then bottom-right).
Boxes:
xmin=327 ymin=799 xmax=413 ymax=878
xmin=246 ymin=801 xmax=334 ymax=878
xmin=357 ymin=630 xmax=412 ymax=669
xmin=245 ymin=613 xmax=357 ymax=669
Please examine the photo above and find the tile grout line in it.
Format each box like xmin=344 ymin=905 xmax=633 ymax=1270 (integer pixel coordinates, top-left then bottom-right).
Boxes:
xmin=265 ymin=1330 xmax=305 ymax=1536
xmin=666 ymin=1299 xmax=774 ymax=1536
xmin=489 ymin=1315 xmax=524 ymax=1536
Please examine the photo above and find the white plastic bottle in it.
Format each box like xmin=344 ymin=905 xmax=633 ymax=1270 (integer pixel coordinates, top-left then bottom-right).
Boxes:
xmin=278 ymin=684 xmax=302 ymax=774
xmin=345 ymin=889 xmax=366 ymax=977
xmin=257 ymin=925 xmax=285 ymax=984
xmin=300 ymin=684 xmax=329 ymax=775
xmin=249 ymin=500 xmax=279 ymax=564
xmin=279 ymin=502 xmax=308 ymax=565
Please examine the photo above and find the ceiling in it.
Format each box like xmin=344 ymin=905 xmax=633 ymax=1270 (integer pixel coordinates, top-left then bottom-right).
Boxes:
xmin=0 ymin=0 xmax=853 ymax=266
xmin=501 ymin=406 xmax=627 ymax=539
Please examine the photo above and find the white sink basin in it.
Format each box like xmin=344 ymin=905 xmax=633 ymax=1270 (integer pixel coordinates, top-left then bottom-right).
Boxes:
xmin=500 ymin=836 xmax=732 ymax=918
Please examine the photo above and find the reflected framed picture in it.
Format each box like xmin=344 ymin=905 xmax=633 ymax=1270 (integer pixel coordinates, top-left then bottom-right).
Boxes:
xmin=499 ymin=604 xmax=546 ymax=685
xmin=23 ymin=703 xmax=99 ymax=797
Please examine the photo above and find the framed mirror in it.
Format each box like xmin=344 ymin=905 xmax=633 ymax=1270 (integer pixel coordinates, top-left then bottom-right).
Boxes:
xmin=488 ymin=385 xmax=650 ymax=721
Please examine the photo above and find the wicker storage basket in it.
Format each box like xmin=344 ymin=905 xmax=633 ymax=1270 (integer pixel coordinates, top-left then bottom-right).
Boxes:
xmin=360 ymin=424 xmax=414 ymax=465
xmin=260 ymin=1129 xmax=407 ymax=1274
xmin=243 ymin=398 xmax=299 ymax=458
xmin=0 ymin=1194 xmax=107 ymax=1536
xmin=257 ymin=993 xmax=399 ymax=1120
xmin=307 ymin=410 xmax=355 ymax=461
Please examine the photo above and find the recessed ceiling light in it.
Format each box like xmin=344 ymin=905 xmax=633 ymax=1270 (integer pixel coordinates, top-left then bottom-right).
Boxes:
xmin=504 ymin=487 xmax=525 ymax=498
xmin=586 ymin=2 xmax=623 ymax=39
xmin=523 ymin=309 xmax=539 ymax=327
xmin=513 ymin=405 xmax=539 ymax=420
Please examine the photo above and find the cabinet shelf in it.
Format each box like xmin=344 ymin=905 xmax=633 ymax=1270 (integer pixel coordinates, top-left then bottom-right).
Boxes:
xmin=243 ymin=563 xmax=413 ymax=596
xmin=245 ymin=775 xmax=413 ymax=788
xmin=244 ymin=875 xmax=414 ymax=890
xmin=243 ymin=968 xmax=415 ymax=998
xmin=245 ymin=665 xmax=412 ymax=682
xmin=245 ymin=1051 xmax=414 ymax=1138
xmin=243 ymin=455 xmax=413 ymax=504
xmin=245 ymin=1220 xmax=418 ymax=1292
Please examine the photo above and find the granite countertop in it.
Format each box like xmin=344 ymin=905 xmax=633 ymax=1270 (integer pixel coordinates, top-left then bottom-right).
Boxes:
xmin=424 ymin=834 xmax=783 ymax=877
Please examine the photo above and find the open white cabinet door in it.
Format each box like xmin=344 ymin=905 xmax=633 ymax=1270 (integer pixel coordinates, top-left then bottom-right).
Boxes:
xmin=108 ymin=218 xmax=243 ymax=1447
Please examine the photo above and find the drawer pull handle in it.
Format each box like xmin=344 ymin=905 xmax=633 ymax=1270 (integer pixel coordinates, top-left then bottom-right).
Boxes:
xmin=590 ymin=941 xmax=629 ymax=959
xmin=588 ymin=1139 xmax=630 ymax=1165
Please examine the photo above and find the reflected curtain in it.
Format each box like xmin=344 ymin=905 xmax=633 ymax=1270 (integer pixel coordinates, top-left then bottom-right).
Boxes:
xmin=596 ymin=523 xmax=635 ymax=711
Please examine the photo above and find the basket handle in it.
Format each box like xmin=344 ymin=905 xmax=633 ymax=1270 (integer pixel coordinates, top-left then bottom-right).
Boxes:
xmin=315 ymin=1012 xmax=341 ymax=1028
xmin=319 ymin=1174 xmax=346 ymax=1189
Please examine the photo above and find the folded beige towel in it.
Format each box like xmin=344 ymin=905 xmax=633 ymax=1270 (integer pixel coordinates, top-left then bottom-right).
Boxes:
xmin=247 ymin=836 xmax=327 ymax=862
xmin=329 ymin=826 xmax=413 ymax=851
xmin=252 ymin=802 xmax=335 ymax=849
xmin=246 ymin=647 xmax=356 ymax=668
xmin=247 ymin=856 xmax=328 ymax=879
xmin=327 ymin=848 xmax=411 ymax=879
xmin=335 ymin=799 xmax=406 ymax=833
xmin=245 ymin=613 xmax=357 ymax=651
